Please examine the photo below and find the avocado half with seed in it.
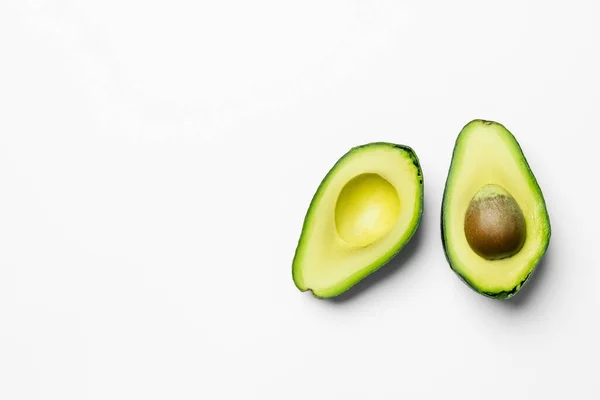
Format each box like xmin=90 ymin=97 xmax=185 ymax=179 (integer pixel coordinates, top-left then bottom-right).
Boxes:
xmin=441 ymin=119 xmax=551 ymax=299
xmin=293 ymin=142 xmax=424 ymax=298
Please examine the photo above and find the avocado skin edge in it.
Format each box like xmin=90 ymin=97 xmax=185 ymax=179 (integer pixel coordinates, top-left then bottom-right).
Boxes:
xmin=292 ymin=142 xmax=424 ymax=299
xmin=440 ymin=119 xmax=551 ymax=300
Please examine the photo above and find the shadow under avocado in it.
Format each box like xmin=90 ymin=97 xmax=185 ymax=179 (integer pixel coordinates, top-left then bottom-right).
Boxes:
xmin=326 ymin=218 xmax=426 ymax=303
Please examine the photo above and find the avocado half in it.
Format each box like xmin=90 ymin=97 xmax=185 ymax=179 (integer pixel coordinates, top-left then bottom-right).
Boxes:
xmin=293 ymin=142 xmax=424 ymax=298
xmin=441 ymin=120 xmax=551 ymax=299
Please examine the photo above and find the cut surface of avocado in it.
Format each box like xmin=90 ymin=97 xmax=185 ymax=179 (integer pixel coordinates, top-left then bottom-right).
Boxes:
xmin=293 ymin=143 xmax=424 ymax=298
xmin=441 ymin=120 xmax=551 ymax=299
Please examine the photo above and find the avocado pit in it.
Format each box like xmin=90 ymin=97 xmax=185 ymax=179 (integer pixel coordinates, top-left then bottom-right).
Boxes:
xmin=464 ymin=184 xmax=526 ymax=260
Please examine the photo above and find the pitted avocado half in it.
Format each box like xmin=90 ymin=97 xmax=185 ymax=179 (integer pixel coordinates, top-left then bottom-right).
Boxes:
xmin=293 ymin=143 xmax=424 ymax=298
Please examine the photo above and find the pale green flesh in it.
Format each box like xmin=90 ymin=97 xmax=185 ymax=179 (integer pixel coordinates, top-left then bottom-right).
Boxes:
xmin=442 ymin=120 xmax=551 ymax=297
xmin=293 ymin=143 xmax=423 ymax=298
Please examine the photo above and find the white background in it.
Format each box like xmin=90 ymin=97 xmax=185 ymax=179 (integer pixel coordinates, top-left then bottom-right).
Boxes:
xmin=1 ymin=1 xmax=598 ymax=399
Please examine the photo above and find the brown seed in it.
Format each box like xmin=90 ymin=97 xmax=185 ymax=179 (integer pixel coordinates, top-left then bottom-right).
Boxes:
xmin=464 ymin=184 xmax=526 ymax=260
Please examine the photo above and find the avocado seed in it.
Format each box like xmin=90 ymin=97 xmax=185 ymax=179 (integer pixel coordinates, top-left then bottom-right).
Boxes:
xmin=464 ymin=184 xmax=526 ymax=260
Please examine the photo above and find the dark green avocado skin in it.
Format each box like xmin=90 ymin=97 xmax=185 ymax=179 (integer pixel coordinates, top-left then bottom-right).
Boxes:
xmin=440 ymin=119 xmax=551 ymax=300
xmin=292 ymin=142 xmax=424 ymax=299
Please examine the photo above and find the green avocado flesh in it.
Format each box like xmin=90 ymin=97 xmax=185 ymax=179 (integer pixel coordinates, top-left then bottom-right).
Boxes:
xmin=441 ymin=120 xmax=551 ymax=299
xmin=293 ymin=143 xmax=424 ymax=298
